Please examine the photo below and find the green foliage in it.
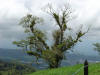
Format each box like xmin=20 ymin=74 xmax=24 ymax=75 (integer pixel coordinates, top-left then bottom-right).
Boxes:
xmin=93 ymin=43 xmax=100 ymax=53
xmin=13 ymin=40 xmax=28 ymax=47
xmin=53 ymin=13 xmax=60 ymax=26
xmin=0 ymin=60 xmax=35 ymax=75
xmin=13 ymin=5 xmax=88 ymax=68
xmin=63 ymin=24 xmax=67 ymax=31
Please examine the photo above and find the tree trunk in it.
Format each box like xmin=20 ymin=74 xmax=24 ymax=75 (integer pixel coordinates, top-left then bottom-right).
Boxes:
xmin=49 ymin=55 xmax=62 ymax=68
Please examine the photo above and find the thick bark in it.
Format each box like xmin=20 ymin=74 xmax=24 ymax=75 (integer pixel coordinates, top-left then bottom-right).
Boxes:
xmin=49 ymin=55 xmax=62 ymax=68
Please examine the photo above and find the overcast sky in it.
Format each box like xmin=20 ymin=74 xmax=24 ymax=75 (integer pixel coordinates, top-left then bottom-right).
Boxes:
xmin=0 ymin=0 xmax=100 ymax=55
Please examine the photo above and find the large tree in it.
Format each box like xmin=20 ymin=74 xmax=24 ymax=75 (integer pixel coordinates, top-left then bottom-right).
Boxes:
xmin=13 ymin=5 xmax=88 ymax=68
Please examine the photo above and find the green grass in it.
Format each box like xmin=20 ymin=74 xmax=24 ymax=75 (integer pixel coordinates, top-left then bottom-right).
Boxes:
xmin=29 ymin=63 xmax=100 ymax=75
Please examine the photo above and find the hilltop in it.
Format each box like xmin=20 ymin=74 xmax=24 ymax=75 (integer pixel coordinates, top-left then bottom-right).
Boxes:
xmin=29 ymin=63 xmax=100 ymax=75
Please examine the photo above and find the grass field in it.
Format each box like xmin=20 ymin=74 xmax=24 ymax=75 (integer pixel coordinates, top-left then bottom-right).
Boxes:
xmin=29 ymin=63 xmax=100 ymax=75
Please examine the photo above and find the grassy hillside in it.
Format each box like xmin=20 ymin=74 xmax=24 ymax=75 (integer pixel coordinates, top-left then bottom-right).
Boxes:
xmin=29 ymin=63 xmax=100 ymax=75
xmin=0 ymin=60 xmax=35 ymax=75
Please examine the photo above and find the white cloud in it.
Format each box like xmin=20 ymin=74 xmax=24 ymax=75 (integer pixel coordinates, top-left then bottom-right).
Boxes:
xmin=0 ymin=0 xmax=100 ymax=48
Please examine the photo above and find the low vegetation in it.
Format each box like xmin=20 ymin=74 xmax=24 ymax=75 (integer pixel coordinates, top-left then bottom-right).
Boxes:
xmin=0 ymin=60 xmax=35 ymax=75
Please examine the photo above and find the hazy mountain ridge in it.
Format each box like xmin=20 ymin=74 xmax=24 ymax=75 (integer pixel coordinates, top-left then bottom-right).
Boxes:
xmin=0 ymin=48 xmax=100 ymax=69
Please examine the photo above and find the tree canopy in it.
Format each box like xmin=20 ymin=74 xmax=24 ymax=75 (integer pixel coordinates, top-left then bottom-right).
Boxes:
xmin=13 ymin=5 xmax=88 ymax=68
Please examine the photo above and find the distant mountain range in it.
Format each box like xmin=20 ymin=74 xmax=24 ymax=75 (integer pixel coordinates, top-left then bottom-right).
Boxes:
xmin=0 ymin=48 xmax=100 ymax=69
xmin=0 ymin=48 xmax=33 ymax=62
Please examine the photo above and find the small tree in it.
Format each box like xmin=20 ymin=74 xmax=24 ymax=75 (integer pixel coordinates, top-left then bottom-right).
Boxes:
xmin=13 ymin=5 xmax=88 ymax=68
xmin=93 ymin=43 xmax=100 ymax=53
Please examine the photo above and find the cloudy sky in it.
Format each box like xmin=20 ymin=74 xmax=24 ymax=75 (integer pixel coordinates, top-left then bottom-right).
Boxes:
xmin=0 ymin=0 xmax=100 ymax=55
